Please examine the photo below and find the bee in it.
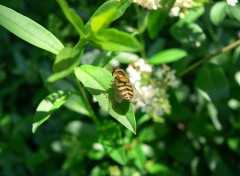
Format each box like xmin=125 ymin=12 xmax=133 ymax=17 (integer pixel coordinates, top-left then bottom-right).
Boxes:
xmin=112 ymin=67 xmax=146 ymax=104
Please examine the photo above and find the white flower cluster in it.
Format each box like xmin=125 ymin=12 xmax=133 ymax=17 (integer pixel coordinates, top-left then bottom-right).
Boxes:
xmin=133 ymin=0 xmax=161 ymax=10
xmin=170 ymin=0 xmax=202 ymax=18
xmin=226 ymin=0 xmax=238 ymax=6
xmin=126 ymin=59 xmax=179 ymax=120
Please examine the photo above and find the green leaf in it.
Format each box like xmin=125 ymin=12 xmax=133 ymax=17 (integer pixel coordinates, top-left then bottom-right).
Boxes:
xmin=104 ymin=144 xmax=127 ymax=165
xmin=170 ymin=5 xmax=206 ymax=48
xmin=207 ymin=103 xmax=222 ymax=131
xmin=149 ymin=48 xmax=187 ymax=65
xmin=47 ymin=47 xmax=83 ymax=82
xmin=91 ymin=51 xmax=139 ymax=66
xmin=32 ymin=90 xmax=71 ymax=133
xmin=41 ymin=74 xmax=76 ymax=92
xmin=177 ymin=6 xmax=205 ymax=25
xmin=107 ymin=145 xmax=127 ymax=165
xmin=98 ymin=120 xmax=126 ymax=165
xmin=233 ymin=46 xmax=240 ymax=65
xmin=64 ymin=93 xmax=90 ymax=116
xmin=170 ymin=23 xmax=206 ymax=48
xmin=26 ymin=149 xmax=49 ymax=166
xmin=90 ymin=28 xmax=141 ymax=52
xmin=169 ymin=142 xmax=194 ymax=164
xmin=204 ymin=147 xmax=234 ymax=176
xmin=229 ymin=5 xmax=240 ymax=22
xmin=53 ymin=47 xmax=83 ymax=72
xmin=90 ymin=6 xmax=117 ymax=33
xmin=86 ymin=1 xmax=139 ymax=52
xmin=113 ymin=52 xmax=139 ymax=64
xmin=87 ymin=0 xmax=132 ymax=33
xmin=74 ymin=65 xmax=136 ymax=134
xmin=92 ymin=51 xmax=117 ymax=67
xmin=210 ymin=2 xmax=228 ymax=25
xmin=0 ymin=5 xmax=64 ymax=55
xmin=57 ymin=0 xmax=86 ymax=36
xmin=40 ymin=72 xmax=90 ymax=116
xmin=147 ymin=163 xmax=179 ymax=175
xmin=195 ymin=64 xmax=229 ymax=103
xmin=227 ymin=138 xmax=240 ymax=153
xmin=147 ymin=38 xmax=166 ymax=57
xmin=147 ymin=0 xmax=175 ymax=38
xmin=131 ymin=143 xmax=146 ymax=170
xmin=0 ymin=114 xmax=10 ymax=126
xmin=138 ymin=127 xmax=156 ymax=142
xmin=113 ymin=0 xmax=132 ymax=20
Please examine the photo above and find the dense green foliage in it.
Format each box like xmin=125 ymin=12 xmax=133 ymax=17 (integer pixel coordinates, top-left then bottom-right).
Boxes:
xmin=1 ymin=0 xmax=240 ymax=175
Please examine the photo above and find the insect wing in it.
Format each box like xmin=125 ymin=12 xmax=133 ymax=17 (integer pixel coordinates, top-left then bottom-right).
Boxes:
xmin=129 ymin=81 xmax=146 ymax=104
xmin=114 ymin=81 xmax=124 ymax=103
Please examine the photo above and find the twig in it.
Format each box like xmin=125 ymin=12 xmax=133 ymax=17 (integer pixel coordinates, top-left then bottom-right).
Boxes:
xmin=75 ymin=75 xmax=99 ymax=125
xmin=179 ymin=39 xmax=240 ymax=77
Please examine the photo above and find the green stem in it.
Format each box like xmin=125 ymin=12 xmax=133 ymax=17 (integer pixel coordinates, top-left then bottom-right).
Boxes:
xmin=74 ymin=36 xmax=88 ymax=49
xmin=139 ymin=33 xmax=146 ymax=58
xmin=179 ymin=39 xmax=240 ymax=77
xmin=134 ymin=4 xmax=146 ymax=58
xmin=75 ymin=75 xmax=99 ymax=125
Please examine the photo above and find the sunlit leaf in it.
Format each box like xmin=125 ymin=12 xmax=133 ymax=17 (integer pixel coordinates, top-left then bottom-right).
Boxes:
xmin=87 ymin=0 xmax=132 ymax=33
xmin=74 ymin=65 xmax=136 ymax=134
xmin=227 ymin=138 xmax=240 ymax=153
xmin=113 ymin=52 xmax=139 ymax=64
xmin=207 ymin=103 xmax=222 ymax=131
xmin=149 ymin=48 xmax=187 ymax=65
xmin=39 ymin=70 xmax=90 ymax=116
xmin=90 ymin=28 xmax=141 ymax=52
xmin=32 ymin=90 xmax=71 ymax=133
xmin=147 ymin=162 xmax=179 ymax=175
xmin=210 ymin=2 xmax=228 ymax=25
xmin=228 ymin=99 xmax=240 ymax=110
xmin=47 ymin=47 xmax=83 ymax=82
xmin=57 ymin=0 xmax=86 ymax=36
xmin=191 ymin=157 xmax=200 ymax=176
xmin=0 ymin=5 xmax=64 ymax=55
xmin=90 ymin=7 xmax=117 ymax=33
xmin=0 ymin=114 xmax=10 ymax=126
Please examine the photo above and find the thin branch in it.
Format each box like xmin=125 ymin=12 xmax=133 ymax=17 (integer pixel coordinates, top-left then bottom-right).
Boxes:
xmin=179 ymin=39 xmax=240 ymax=77
xmin=75 ymin=75 xmax=99 ymax=125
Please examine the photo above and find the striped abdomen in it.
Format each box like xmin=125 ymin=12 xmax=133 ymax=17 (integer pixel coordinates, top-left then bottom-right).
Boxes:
xmin=112 ymin=67 xmax=146 ymax=104
xmin=116 ymin=78 xmax=134 ymax=100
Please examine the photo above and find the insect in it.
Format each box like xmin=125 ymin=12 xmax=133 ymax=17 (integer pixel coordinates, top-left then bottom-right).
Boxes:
xmin=112 ymin=67 xmax=146 ymax=104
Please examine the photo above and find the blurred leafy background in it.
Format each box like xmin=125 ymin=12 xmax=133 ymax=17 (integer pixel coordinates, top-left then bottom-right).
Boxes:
xmin=1 ymin=0 xmax=240 ymax=175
